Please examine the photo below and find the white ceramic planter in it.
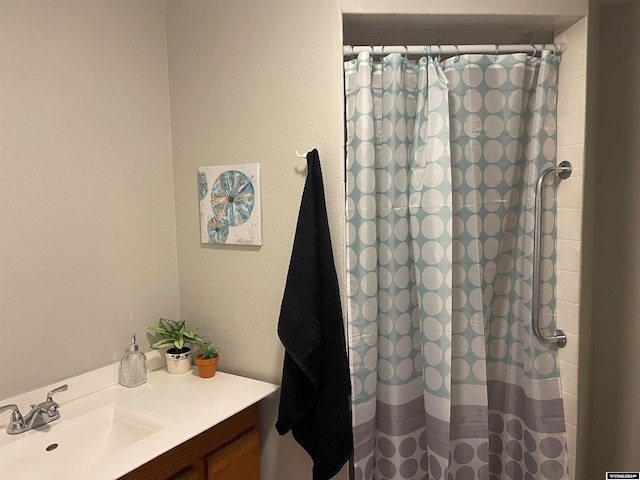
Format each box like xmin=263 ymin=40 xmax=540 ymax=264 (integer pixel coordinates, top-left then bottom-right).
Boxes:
xmin=165 ymin=348 xmax=192 ymax=374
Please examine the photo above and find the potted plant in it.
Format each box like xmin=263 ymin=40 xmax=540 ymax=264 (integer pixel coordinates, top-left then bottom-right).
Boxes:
xmin=194 ymin=344 xmax=220 ymax=378
xmin=148 ymin=318 xmax=206 ymax=374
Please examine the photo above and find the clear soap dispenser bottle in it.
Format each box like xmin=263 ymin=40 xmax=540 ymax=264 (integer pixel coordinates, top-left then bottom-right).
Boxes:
xmin=119 ymin=334 xmax=147 ymax=388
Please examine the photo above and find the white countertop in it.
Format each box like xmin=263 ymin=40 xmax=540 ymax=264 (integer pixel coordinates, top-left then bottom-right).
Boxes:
xmin=0 ymin=353 xmax=279 ymax=480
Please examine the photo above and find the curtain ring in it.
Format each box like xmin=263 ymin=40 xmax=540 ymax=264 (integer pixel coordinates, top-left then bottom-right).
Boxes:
xmin=349 ymin=45 xmax=356 ymax=64
xmin=436 ymin=45 xmax=443 ymax=61
xmin=454 ymin=45 xmax=461 ymax=63
xmin=422 ymin=45 xmax=432 ymax=64
xmin=494 ymin=44 xmax=500 ymax=63
xmin=551 ymin=43 xmax=558 ymax=56
xmin=402 ymin=45 xmax=409 ymax=61
xmin=528 ymin=43 xmax=538 ymax=62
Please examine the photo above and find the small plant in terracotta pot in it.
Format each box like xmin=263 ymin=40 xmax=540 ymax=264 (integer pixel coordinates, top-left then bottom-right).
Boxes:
xmin=148 ymin=318 xmax=206 ymax=375
xmin=195 ymin=344 xmax=219 ymax=378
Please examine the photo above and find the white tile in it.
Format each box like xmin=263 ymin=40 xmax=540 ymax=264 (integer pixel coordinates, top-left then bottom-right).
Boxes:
xmin=557 ymin=144 xmax=585 ymax=175
xmin=557 ymin=71 xmax=586 ymax=115
xmin=561 ymin=41 xmax=588 ymax=78
xmin=565 ymin=422 xmax=577 ymax=456
xmin=567 ymin=452 xmax=576 ymax=480
xmin=557 ymin=300 xmax=580 ymax=335
xmin=557 ymin=85 xmax=570 ymax=116
xmin=567 ymin=76 xmax=587 ymax=113
xmin=562 ymin=392 xmax=578 ymax=427
xmin=557 ymin=208 xmax=583 ymax=241
xmin=559 ymin=360 xmax=578 ymax=395
xmin=557 ymin=110 xmax=586 ymax=147
xmin=557 ymin=173 xmax=584 ymax=210
xmin=558 ymin=332 xmax=579 ymax=365
xmin=557 ymin=239 xmax=581 ymax=272
xmin=557 ymin=269 xmax=581 ymax=304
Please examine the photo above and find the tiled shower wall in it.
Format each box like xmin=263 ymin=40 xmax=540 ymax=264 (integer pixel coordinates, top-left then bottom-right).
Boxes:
xmin=554 ymin=17 xmax=588 ymax=479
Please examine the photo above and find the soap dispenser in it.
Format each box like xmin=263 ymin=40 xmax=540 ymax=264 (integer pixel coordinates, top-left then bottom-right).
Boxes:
xmin=119 ymin=334 xmax=147 ymax=388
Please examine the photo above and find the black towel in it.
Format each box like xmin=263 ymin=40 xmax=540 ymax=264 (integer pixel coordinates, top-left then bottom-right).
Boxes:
xmin=276 ymin=149 xmax=353 ymax=480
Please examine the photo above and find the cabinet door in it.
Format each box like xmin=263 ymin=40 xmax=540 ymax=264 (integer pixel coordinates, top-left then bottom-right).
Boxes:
xmin=168 ymin=466 xmax=199 ymax=480
xmin=206 ymin=429 xmax=260 ymax=480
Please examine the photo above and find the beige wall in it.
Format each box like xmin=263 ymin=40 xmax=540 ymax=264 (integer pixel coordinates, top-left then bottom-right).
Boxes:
xmin=165 ymin=0 xmax=345 ymax=385
xmin=0 ymin=0 xmax=179 ymax=399
xmin=164 ymin=2 xmax=345 ymax=479
xmin=587 ymin=1 xmax=640 ymax=476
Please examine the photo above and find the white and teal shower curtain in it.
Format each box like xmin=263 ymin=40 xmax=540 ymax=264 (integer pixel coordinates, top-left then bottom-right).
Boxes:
xmin=345 ymin=50 xmax=568 ymax=480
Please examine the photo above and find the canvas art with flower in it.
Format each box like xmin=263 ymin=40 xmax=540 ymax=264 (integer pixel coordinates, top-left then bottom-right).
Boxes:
xmin=198 ymin=164 xmax=262 ymax=245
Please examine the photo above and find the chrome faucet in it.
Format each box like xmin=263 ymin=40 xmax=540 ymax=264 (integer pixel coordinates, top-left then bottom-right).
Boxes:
xmin=0 ymin=384 xmax=68 ymax=435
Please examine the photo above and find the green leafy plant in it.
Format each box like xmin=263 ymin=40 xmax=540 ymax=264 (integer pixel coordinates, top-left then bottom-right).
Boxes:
xmin=148 ymin=318 xmax=206 ymax=352
xmin=200 ymin=344 xmax=219 ymax=360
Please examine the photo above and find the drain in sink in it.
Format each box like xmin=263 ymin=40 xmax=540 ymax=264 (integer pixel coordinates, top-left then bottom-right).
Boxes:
xmin=45 ymin=443 xmax=59 ymax=452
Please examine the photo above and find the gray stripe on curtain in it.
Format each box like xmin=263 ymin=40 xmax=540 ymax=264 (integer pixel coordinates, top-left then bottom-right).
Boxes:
xmin=488 ymin=380 xmax=566 ymax=433
xmin=353 ymin=379 xmax=565 ymax=462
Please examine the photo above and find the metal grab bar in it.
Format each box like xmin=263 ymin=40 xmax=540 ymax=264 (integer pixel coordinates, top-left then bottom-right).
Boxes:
xmin=532 ymin=161 xmax=572 ymax=348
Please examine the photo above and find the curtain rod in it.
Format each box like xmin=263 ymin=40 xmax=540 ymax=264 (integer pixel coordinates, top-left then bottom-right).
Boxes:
xmin=343 ymin=43 xmax=567 ymax=57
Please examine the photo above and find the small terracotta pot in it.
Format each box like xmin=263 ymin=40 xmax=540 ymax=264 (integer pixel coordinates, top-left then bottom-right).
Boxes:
xmin=195 ymin=354 xmax=219 ymax=378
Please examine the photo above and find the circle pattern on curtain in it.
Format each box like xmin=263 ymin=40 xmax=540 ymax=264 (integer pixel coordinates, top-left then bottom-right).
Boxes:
xmin=345 ymin=51 xmax=567 ymax=480
xmin=346 ymin=53 xmax=559 ymax=400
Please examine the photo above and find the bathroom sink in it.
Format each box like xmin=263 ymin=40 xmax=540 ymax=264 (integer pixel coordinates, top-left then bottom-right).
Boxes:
xmin=0 ymin=354 xmax=278 ymax=480
xmin=0 ymin=402 xmax=174 ymax=479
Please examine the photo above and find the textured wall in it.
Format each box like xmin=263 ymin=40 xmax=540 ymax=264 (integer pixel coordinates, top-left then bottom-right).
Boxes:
xmin=588 ymin=1 xmax=640 ymax=476
xmin=0 ymin=0 xmax=179 ymax=399
xmin=165 ymin=1 xmax=345 ymax=478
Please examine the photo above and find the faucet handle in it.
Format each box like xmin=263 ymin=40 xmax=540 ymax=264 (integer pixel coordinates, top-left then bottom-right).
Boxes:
xmin=0 ymin=404 xmax=22 ymax=416
xmin=46 ymin=384 xmax=69 ymax=402
xmin=0 ymin=404 xmax=26 ymax=434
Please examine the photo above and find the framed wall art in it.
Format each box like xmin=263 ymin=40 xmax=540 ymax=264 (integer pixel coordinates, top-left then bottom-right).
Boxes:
xmin=198 ymin=163 xmax=262 ymax=246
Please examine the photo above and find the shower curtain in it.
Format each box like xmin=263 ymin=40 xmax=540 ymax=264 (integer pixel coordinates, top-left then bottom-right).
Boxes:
xmin=345 ymin=50 xmax=568 ymax=480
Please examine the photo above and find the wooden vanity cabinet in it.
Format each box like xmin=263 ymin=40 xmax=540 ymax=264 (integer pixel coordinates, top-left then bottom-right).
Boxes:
xmin=119 ymin=403 xmax=261 ymax=480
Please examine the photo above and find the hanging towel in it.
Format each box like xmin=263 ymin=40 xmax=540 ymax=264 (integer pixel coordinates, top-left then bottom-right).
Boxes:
xmin=276 ymin=149 xmax=353 ymax=480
